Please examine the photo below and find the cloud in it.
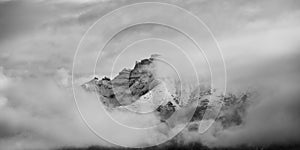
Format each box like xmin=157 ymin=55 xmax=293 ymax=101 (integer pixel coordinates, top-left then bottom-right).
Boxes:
xmin=0 ymin=67 xmax=10 ymax=90
xmin=0 ymin=67 xmax=180 ymax=149
xmin=0 ymin=68 xmax=112 ymax=149
xmin=0 ymin=0 xmax=300 ymax=149
xmin=208 ymin=86 xmax=300 ymax=147
xmin=176 ymin=50 xmax=300 ymax=147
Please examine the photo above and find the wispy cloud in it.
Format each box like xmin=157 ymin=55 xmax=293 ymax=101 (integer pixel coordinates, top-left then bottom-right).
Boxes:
xmin=0 ymin=0 xmax=300 ymax=149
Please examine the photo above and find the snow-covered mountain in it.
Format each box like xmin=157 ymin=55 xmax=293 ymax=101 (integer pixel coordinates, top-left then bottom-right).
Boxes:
xmin=82 ymin=55 xmax=251 ymax=133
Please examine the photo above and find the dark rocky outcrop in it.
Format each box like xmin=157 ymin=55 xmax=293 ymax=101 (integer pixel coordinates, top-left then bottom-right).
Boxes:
xmin=82 ymin=55 xmax=160 ymax=107
xmin=156 ymin=101 xmax=177 ymax=122
xmin=81 ymin=55 xmax=252 ymax=130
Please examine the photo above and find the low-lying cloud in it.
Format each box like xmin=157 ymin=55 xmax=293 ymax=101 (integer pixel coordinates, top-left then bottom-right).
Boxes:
xmin=1 ymin=0 xmax=300 ymax=149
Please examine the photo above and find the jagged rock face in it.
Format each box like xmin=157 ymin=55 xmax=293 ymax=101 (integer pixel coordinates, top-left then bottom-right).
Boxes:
xmin=156 ymin=101 xmax=176 ymax=122
xmin=82 ymin=55 xmax=182 ymax=122
xmin=82 ymin=77 xmax=121 ymax=107
xmin=82 ymin=56 xmax=160 ymax=107
xmin=128 ymin=58 xmax=158 ymax=97
xmin=82 ymin=55 xmax=252 ymax=131
xmin=217 ymin=93 xmax=250 ymax=128
xmin=190 ymin=99 xmax=209 ymax=122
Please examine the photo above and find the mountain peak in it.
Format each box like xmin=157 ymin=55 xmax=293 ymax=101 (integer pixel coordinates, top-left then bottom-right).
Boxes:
xmin=82 ymin=55 xmax=159 ymax=107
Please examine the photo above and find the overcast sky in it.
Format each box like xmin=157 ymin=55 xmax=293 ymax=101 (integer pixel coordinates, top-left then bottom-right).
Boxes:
xmin=0 ymin=0 xmax=300 ymax=149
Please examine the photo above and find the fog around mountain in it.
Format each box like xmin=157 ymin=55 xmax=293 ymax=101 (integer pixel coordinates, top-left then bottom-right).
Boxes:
xmin=0 ymin=0 xmax=300 ymax=149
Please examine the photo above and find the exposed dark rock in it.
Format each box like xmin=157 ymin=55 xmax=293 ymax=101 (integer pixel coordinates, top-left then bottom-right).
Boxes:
xmin=187 ymin=122 xmax=199 ymax=131
xmin=82 ymin=56 xmax=160 ymax=107
xmin=217 ymin=92 xmax=251 ymax=128
xmin=82 ymin=55 xmax=252 ymax=133
xmin=156 ymin=101 xmax=176 ymax=122
xmin=190 ymin=99 xmax=209 ymax=122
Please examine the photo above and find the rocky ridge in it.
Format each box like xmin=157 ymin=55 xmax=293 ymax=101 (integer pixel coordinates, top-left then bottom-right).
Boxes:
xmin=82 ymin=55 xmax=251 ymax=130
xmin=82 ymin=55 xmax=160 ymax=107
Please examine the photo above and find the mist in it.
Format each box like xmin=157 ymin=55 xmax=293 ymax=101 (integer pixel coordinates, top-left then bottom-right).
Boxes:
xmin=0 ymin=0 xmax=300 ymax=149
